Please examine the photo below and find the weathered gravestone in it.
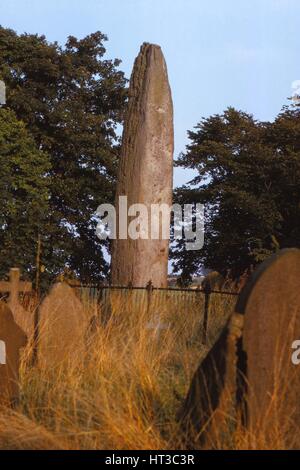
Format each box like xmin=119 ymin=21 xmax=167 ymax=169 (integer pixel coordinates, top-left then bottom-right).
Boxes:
xmin=38 ymin=282 xmax=89 ymax=367
xmin=178 ymin=310 xmax=243 ymax=446
xmin=0 ymin=268 xmax=33 ymax=339
xmin=111 ymin=42 xmax=174 ymax=288
xmin=236 ymin=248 xmax=300 ymax=448
xmin=179 ymin=249 xmax=300 ymax=447
xmin=0 ymin=301 xmax=27 ymax=405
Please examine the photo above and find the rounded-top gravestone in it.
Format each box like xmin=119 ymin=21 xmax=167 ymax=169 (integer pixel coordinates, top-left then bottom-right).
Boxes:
xmin=236 ymin=248 xmax=300 ymax=447
xmin=38 ymin=282 xmax=89 ymax=367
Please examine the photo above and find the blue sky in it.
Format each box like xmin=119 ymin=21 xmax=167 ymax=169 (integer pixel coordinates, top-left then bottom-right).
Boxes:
xmin=1 ymin=0 xmax=300 ymax=187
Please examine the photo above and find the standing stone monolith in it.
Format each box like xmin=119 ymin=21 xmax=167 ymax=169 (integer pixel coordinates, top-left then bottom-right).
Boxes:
xmin=111 ymin=43 xmax=174 ymax=288
xmin=236 ymin=248 xmax=300 ymax=448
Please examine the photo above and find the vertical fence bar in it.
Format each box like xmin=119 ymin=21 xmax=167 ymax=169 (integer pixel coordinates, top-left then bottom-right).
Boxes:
xmin=202 ymin=283 xmax=211 ymax=344
xmin=101 ymin=286 xmax=111 ymax=324
xmin=146 ymin=280 xmax=153 ymax=316
xmin=31 ymin=294 xmax=40 ymax=366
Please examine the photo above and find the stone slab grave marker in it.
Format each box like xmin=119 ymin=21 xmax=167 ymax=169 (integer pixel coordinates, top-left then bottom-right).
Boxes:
xmin=38 ymin=282 xmax=89 ymax=367
xmin=0 ymin=268 xmax=33 ymax=338
xmin=0 ymin=301 xmax=27 ymax=405
xmin=236 ymin=248 xmax=300 ymax=448
xmin=111 ymin=42 xmax=174 ymax=288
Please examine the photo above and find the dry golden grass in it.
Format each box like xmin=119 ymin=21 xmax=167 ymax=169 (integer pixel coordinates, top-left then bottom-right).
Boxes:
xmin=0 ymin=291 xmax=295 ymax=450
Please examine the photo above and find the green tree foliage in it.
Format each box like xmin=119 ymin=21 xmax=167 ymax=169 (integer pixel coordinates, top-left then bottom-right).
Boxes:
xmin=173 ymin=107 xmax=300 ymax=281
xmin=0 ymin=26 xmax=127 ymax=282
xmin=0 ymin=108 xmax=50 ymax=278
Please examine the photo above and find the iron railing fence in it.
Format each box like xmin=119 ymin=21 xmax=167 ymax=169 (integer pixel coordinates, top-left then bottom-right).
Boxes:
xmin=68 ymin=283 xmax=238 ymax=352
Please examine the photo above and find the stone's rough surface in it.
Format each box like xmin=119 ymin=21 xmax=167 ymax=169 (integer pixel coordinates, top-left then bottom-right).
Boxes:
xmin=236 ymin=248 xmax=300 ymax=447
xmin=111 ymin=43 xmax=174 ymax=288
xmin=0 ymin=268 xmax=33 ymax=339
xmin=0 ymin=301 xmax=27 ymax=405
xmin=38 ymin=283 xmax=88 ymax=367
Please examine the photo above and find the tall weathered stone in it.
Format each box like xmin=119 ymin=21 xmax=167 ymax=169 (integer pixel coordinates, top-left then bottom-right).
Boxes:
xmin=111 ymin=43 xmax=174 ymax=287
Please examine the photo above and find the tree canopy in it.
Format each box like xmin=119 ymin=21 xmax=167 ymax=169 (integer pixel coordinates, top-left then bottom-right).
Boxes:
xmin=172 ymin=106 xmax=300 ymax=281
xmin=0 ymin=26 xmax=127 ymax=283
xmin=0 ymin=107 xmax=50 ymax=279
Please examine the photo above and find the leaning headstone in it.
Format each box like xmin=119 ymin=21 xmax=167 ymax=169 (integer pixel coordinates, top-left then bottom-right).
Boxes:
xmin=38 ymin=283 xmax=89 ymax=367
xmin=0 ymin=301 xmax=27 ymax=405
xmin=111 ymin=42 xmax=174 ymax=288
xmin=0 ymin=268 xmax=33 ymax=339
xmin=178 ymin=312 xmax=243 ymax=447
xmin=236 ymin=248 xmax=300 ymax=448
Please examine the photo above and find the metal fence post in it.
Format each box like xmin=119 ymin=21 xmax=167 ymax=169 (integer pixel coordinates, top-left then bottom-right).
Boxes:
xmin=100 ymin=286 xmax=112 ymax=325
xmin=31 ymin=299 xmax=40 ymax=367
xmin=146 ymin=280 xmax=153 ymax=316
xmin=202 ymin=283 xmax=211 ymax=344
